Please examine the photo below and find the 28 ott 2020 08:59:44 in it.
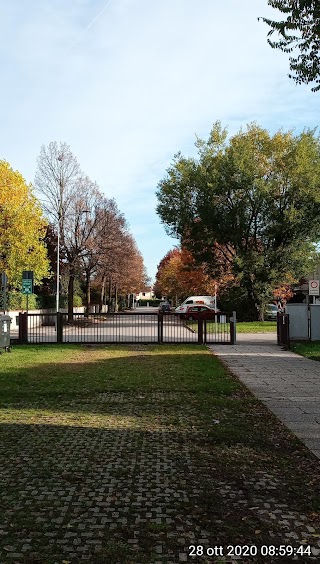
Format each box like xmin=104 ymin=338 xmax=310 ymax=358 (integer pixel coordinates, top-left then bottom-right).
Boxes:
xmin=188 ymin=544 xmax=313 ymax=558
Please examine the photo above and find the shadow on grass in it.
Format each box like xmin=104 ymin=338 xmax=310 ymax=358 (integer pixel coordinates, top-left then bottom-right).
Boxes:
xmin=0 ymin=346 xmax=238 ymax=407
xmin=1 ymin=346 xmax=320 ymax=563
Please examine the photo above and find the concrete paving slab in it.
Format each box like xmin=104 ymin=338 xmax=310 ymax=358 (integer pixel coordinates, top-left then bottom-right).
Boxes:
xmin=209 ymin=332 xmax=320 ymax=459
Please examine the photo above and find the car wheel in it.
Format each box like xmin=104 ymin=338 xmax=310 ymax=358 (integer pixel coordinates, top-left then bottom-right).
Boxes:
xmin=187 ymin=315 xmax=194 ymax=321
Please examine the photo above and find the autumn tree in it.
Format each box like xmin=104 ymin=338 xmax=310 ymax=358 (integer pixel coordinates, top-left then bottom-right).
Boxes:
xmin=260 ymin=0 xmax=320 ymax=91
xmin=95 ymin=231 xmax=147 ymax=311
xmin=34 ymin=142 xmax=81 ymax=313
xmin=35 ymin=141 xmax=148 ymax=316
xmin=0 ymin=160 xmax=49 ymax=288
xmin=80 ymin=197 xmax=127 ymax=313
xmin=34 ymin=142 xmax=105 ymax=318
xmin=156 ymin=122 xmax=320 ymax=319
xmin=154 ymin=248 xmax=219 ymax=305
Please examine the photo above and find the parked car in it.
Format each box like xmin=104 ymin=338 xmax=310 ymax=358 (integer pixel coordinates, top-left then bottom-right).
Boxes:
xmin=158 ymin=302 xmax=172 ymax=314
xmin=175 ymin=295 xmax=217 ymax=316
xmin=183 ymin=304 xmax=217 ymax=321
xmin=265 ymin=303 xmax=279 ymax=320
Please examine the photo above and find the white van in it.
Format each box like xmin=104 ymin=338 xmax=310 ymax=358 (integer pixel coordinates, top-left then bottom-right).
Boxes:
xmin=175 ymin=296 xmax=217 ymax=316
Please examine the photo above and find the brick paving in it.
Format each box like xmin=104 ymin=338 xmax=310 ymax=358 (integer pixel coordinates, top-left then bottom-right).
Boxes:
xmin=0 ymin=355 xmax=320 ymax=562
xmin=209 ymin=333 xmax=320 ymax=458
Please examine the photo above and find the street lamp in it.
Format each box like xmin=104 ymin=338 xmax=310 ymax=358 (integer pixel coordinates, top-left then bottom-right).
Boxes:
xmin=56 ymin=203 xmax=62 ymax=314
xmin=56 ymin=153 xmax=64 ymax=315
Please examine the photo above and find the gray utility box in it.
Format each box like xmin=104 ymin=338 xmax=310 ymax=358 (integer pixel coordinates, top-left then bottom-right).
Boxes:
xmin=0 ymin=315 xmax=11 ymax=351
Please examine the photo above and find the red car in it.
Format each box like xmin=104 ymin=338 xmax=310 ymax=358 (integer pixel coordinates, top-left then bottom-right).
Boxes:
xmin=183 ymin=304 xmax=218 ymax=321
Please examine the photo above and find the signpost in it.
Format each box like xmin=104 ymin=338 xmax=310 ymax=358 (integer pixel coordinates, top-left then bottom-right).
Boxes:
xmin=22 ymin=271 xmax=34 ymax=312
xmin=1 ymin=273 xmax=8 ymax=313
xmin=309 ymin=280 xmax=320 ymax=296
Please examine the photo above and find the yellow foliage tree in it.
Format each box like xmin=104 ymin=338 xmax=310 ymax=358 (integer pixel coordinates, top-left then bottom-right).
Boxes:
xmin=0 ymin=160 xmax=50 ymax=287
xmin=155 ymin=248 xmax=219 ymax=305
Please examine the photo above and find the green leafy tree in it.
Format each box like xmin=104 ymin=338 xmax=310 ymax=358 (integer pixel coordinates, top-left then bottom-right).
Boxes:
xmin=156 ymin=122 xmax=320 ymax=319
xmin=0 ymin=160 xmax=49 ymax=288
xmin=260 ymin=0 xmax=320 ymax=91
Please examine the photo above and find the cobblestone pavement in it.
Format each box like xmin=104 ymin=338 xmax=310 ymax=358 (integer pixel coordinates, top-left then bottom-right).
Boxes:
xmin=1 ymin=356 xmax=320 ymax=562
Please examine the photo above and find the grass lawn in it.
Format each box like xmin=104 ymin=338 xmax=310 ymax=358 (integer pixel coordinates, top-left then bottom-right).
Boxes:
xmin=235 ymin=321 xmax=277 ymax=333
xmin=290 ymin=341 xmax=320 ymax=361
xmin=0 ymin=344 xmax=319 ymax=563
xmin=187 ymin=320 xmax=277 ymax=333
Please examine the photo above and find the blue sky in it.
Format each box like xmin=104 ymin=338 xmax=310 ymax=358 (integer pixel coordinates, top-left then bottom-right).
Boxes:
xmin=1 ymin=0 xmax=320 ymax=282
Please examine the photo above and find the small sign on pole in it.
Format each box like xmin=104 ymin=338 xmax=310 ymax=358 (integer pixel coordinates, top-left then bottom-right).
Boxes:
xmin=22 ymin=279 xmax=33 ymax=295
xmin=309 ymin=279 xmax=320 ymax=296
xmin=22 ymin=272 xmax=34 ymax=314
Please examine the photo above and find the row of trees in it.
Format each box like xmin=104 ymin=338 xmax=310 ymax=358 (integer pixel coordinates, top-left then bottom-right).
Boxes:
xmin=156 ymin=122 xmax=320 ymax=319
xmin=0 ymin=143 xmax=148 ymax=314
xmin=34 ymin=142 xmax=147 ymax=318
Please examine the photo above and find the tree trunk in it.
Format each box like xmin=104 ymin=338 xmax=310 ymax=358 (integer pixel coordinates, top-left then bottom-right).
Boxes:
xmin=85 ymin=269 xmax=91 ymax=316
xmin=115 ymin=283 xmax=118 ymax=312
xmin=99 ymin=275 xmax=106 ymax=313
xmin=108 ymin=276 xmax=112 ymax=311
xmin=68 ymin=266 xmax=75 ymax=322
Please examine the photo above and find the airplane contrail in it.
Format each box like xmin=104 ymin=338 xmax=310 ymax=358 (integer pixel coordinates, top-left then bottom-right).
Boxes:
xmin=64 ymin=0 xmax=116 ymax=57
xmin=85 ymin=0 xmax=115 ymax=32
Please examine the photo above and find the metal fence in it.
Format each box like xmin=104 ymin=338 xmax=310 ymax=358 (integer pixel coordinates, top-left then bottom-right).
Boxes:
xmin=15 ymin=311 xmax=235 ymax=345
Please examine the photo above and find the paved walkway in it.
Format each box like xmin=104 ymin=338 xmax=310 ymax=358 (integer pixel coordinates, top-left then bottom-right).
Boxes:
xmin=209 ymin=332 xmax=320 ymax=459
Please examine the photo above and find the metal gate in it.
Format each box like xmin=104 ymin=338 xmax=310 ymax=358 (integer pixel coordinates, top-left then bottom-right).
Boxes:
xmin=16 ymin=311 xmax=235 ymax=345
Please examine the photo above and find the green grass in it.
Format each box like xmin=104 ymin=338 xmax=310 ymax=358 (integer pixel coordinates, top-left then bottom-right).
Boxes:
xmin=290 ymin=340 xmax=320 ymax=360
xmin=0 ymin=344 xmax=319 ymax=563
xmin=0 ymin=344 xmax=235 ymax=405
xmin=236 ymin=321 xmax=277 ymax=332
xmin=187 ymin=320 xmax=277 ymax=333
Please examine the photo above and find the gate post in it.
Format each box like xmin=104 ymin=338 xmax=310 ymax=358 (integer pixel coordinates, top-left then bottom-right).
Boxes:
xmin=19 ymin=312 xmax=28 ymax=344
xmin=198 ymin=318 xmax=203 ymax=344
xmin=230 ymin=311 xmax=237 ymax=344
xmin=57 ymin=312 xmax=63 ymax=344
xmin=158 ymin=312 xmax=163 ymax=343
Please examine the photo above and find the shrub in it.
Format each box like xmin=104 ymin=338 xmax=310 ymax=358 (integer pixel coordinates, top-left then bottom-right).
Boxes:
xmin=138 ymin=299 xmax=162 ymax=307
xmin=2 ymin=291 xmax=38 ymax=311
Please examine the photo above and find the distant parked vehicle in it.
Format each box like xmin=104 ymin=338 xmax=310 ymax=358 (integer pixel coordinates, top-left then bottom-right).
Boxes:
xmin=183 ymin=304 xmax=217 ymax=321
xmin=175 ymin=295 xmax=217 ymax=316
xmin=265 ymin=303 xmax=279 ymax=320
xmin=158 ymin=302 xmax=172 ymax=314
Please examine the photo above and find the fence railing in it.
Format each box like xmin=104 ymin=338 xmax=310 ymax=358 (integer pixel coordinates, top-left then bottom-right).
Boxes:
xmin=15 ymin=310 xmax=235 ymax=345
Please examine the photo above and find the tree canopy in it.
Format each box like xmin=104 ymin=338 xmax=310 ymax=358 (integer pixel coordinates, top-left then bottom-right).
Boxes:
xmin=154 ymin=247 xmax=220 ymax=305
xmin=261 ymin=0 xmax=320 ymax=91
xmin=156 ymin=122 xmax=320 ymax=318
xmin=0 ymin=160 xmax=49 ymax=287
xmin=34 ymin=141 xmax=147 ymax=315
